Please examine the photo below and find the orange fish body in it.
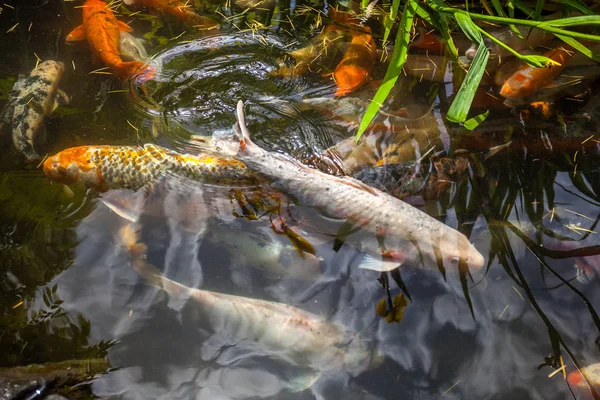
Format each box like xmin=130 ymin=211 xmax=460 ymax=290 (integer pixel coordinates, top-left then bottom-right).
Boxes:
xmin=126 ymin=0 xmax=219 ymax=31
xmin=500 ymin=45 xmax=574 ymax=99
xmin=333 ymin=28 xmax=376 ymax=96
xmin=67 ymin=0 xmax=152 ymax=80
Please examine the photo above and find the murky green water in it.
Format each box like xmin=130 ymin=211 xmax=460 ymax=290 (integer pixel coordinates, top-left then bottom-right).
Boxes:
xmin=2 ymin=1 xmax=600 ymax=399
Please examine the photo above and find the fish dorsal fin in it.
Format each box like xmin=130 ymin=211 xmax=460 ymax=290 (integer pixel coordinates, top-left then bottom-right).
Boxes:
xmin=66 ymin=25 xmax=86 ymax=41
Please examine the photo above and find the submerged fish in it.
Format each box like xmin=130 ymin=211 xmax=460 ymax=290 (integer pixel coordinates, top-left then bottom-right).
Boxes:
xmin=333 ymin=27 xmax=376 ymax=96
xmin=206 ymin=224 xmax=322 ymax=280
xmin=214 ymin=101 xmax=484 ymax=273
xmin=500 ymin=44 xmax=574 ymax=99
xmin=66 ymin=0 xmax=153 ymax=80
xmin=120 ymin=225 xmax=382 ymax=391
xmin=123 ymin=0 xmax=219 ymax=32
xmin=1 ymin=60 xmax=68 ymax=160
xmin=42 ymin=144 xmax=256 ymax=191
xmin=567 ymin=363 xmax=600 ymax=398
xmin=119 ymin=31 xmax=148 ymax=63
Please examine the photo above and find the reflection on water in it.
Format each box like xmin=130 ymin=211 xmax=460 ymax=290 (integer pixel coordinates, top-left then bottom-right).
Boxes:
xmin=2 ymin=1 xmax=600 ymax=400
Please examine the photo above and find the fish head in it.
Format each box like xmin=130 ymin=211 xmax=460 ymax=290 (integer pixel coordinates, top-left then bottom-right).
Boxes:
xmin=37 ymin=60 xmax=65 ymax=78
xmin=43 ymin=146 xmax=105 ymax=191
xmin=412 ymin=229 xmax=485 ymax=272
xmin=343 ymin=338 xmax=384 ymax=376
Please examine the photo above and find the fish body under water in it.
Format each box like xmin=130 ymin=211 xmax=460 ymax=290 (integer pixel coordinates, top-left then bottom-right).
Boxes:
xmin=120 ymin=226 xmax=382 ymax=391
xmin=42 ymin=144 xmax=256 ymax=191
xmin=1 ymin=60 xmax=68 ymax=160
xmin=333 ymin=27 xmax=376 ymax=96
xmin=66 ymin=0 xmax=153 ymax=80
xmin=500 ymin=44 xmax=574 ymax=99
xmin=568 ymin=363 xmax=600 ymax=398
xmin=214 ymin=101 xmax=484 ymax=273
xmin=123 ymin=0 xmax=219 ymax=32
xmin=206 ymin=224 xmax=322 ymax=280
xmin=119 ymin=31 xmax=148 ymax=63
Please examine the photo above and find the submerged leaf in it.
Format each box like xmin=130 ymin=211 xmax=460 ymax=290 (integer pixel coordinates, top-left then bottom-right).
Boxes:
xmin=447 ymin=39 xmax=489 ymax=123
xmin=464 ymin=110 xmax=489 ymax=130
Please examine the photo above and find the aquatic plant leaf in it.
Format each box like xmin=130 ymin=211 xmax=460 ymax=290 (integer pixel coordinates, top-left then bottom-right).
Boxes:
xmin=520 ymin=54 xmax=559 ymax=68
xmin=539 ymin=15 xmax=600 ymax=27
xmin=555 ymin=0 xmax=596 ymax=15
xmin=490 ymin=0 xmax=523 ymax=38
xmin=427 ymin=0 xmax=459 ymax=60
xmin=356 ymin=0 xmax=417 ymax=141
xmin=383 ymin=0 xmax=402 ymax=46
xmin=447 ymin=37 xmax=489 ymax=123
xmin=463 ymin=110 xmax=489 ymax=130
xmin=553 ymin=34 xmax=600 ymax=62
xmin=454 ymin=13 xmax=483 ymax=43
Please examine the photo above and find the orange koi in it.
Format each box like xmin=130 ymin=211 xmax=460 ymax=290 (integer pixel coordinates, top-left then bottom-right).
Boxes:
xmin=333 ymin=27 xmax=376 ymax=96
xmin=500 ymin=44 xmax=574 ymax=99
xmin=124 ymin=0 xmax=219 ymax=32
xmin=66 ymin=0 xmax=153 ymax=80
xmin=42 ymin=144 xmax=256 ymax=192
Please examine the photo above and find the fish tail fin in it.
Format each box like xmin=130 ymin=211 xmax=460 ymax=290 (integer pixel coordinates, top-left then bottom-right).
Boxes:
xmin=213 ymin=100 xmax=256 ymax=157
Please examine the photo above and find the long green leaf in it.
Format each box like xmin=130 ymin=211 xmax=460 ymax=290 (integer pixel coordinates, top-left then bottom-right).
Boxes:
xmin=538 ymin=15 xmax=600 ymax=27
xmin=428 ymin=0 xmax=459 ymax=59
xmin=454 ymin=13 xmax=483 ymax=43
xmin=447 ymin=44 xmax=490 ymax=123
xmin=554 ymin=34 xmax=600 ymax=62
xmin=356 ymin=0 xmax=418 ymax=141
xmin=383 ymin=0 xmax=403 ymax=45
xmin=491 ymin=0 xmax=523 ymax=37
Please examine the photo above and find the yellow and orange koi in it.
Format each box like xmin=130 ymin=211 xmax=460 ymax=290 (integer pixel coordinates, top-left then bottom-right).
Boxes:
xmin=66 ymin=0 xmax=153 ymax=80
xmin=333 ymin=27 xmax=376 ymax=96
xmin=42 ymin=144 xmax=256 ymax=192
xmin=124 ymin=0 xmax=219 ymax=32
xmin=500 ymin=44 xmax=574 ymax=99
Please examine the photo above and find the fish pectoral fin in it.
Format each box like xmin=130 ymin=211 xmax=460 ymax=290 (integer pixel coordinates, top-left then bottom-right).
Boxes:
xmin=117 ymin=20 xmax=133 ymax=33
xmin=66 ymin=25 xmax=86 ymax=41
xmin=359 ymin=254 xmax=402 ymax=272
xmin=56 ymin=89 xmax=70 ymax=106
xmin=288 ymin=370 xmax=321 ymax=392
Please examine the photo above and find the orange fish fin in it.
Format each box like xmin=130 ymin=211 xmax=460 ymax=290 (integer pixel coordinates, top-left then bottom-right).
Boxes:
xmin=117 ymin=20 xmax=133 ymax=32
xmin=66 ymin=25 xmax=86 ymax=41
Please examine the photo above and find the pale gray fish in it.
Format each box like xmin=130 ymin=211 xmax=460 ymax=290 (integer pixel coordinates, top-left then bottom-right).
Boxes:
xmin=119 ymin=31 xmax=148 ymax=63
xmin=119 ymin=225 xmax=382 ymax=392
xmin=8 ymin=60 xmax=67 ymax=160
xmin=213 ymin=101 xmax=485 ymax=273
xmin=206 ymin=224 xmax=322 ymax=280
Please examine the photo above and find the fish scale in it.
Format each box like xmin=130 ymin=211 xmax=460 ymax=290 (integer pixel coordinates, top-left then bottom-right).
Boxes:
xmin=43 ymin=144 xmax=257 ymax=191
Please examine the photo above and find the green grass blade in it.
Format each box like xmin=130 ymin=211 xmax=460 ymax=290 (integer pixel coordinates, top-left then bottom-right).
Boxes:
xmin=454 ymin=12 xmax=483 ymax=43
xmin=356 ymin=0 xmax=418 ymax=141
xmin=555 ymin=0 xmax=595 ymax=15
xmin=383 ymin=0 xmax=402 ymax=45
xmin=533 ymin=0 xmax=545 ymax=21
xmin=553 ymin=34 xmax=600 ymax=62
xmin=428 ymin=0 xmax=459 ymax=59
xmin=464 ymin=110 xmax=489 ymax=130
xmin=539 ymin=15 xmax=600 ymax=27
xmin=491 ymin=0 xmax=523 ymax=37
xmin=447 ymin=44 xmax=490 ymax=123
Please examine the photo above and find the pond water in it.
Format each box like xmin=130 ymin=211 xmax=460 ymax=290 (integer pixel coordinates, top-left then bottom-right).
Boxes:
xmin=2 ymin=1 xmax=600 ymax=399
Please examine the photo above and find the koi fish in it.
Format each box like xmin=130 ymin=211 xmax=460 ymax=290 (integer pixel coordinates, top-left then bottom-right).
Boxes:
xmin=1 ymin=60 xmax=68 ymax=160
xmin=119 ymin=31 xmax=148 ymax=63
xmin=123 ymin=0 xmax=219 ymax=32
xmin=206 ymin=224 xmax=322 ymax=280
xmin=214 ymin=101 xmax=485 ymax=273
xmin=42 ymin=144 xmax=256 ymax=192
xmin=119 ymin=225 xmax=383 ymax=391
xmin=66 ymin=0 xmax=153 ymax=80
xmin=500 ymin=45 xmax=575 ymax=99
xmin=333 ymin=27 xmax=376 ymax=96
xmin=568 ymin=363 xmax=600 ymax=398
